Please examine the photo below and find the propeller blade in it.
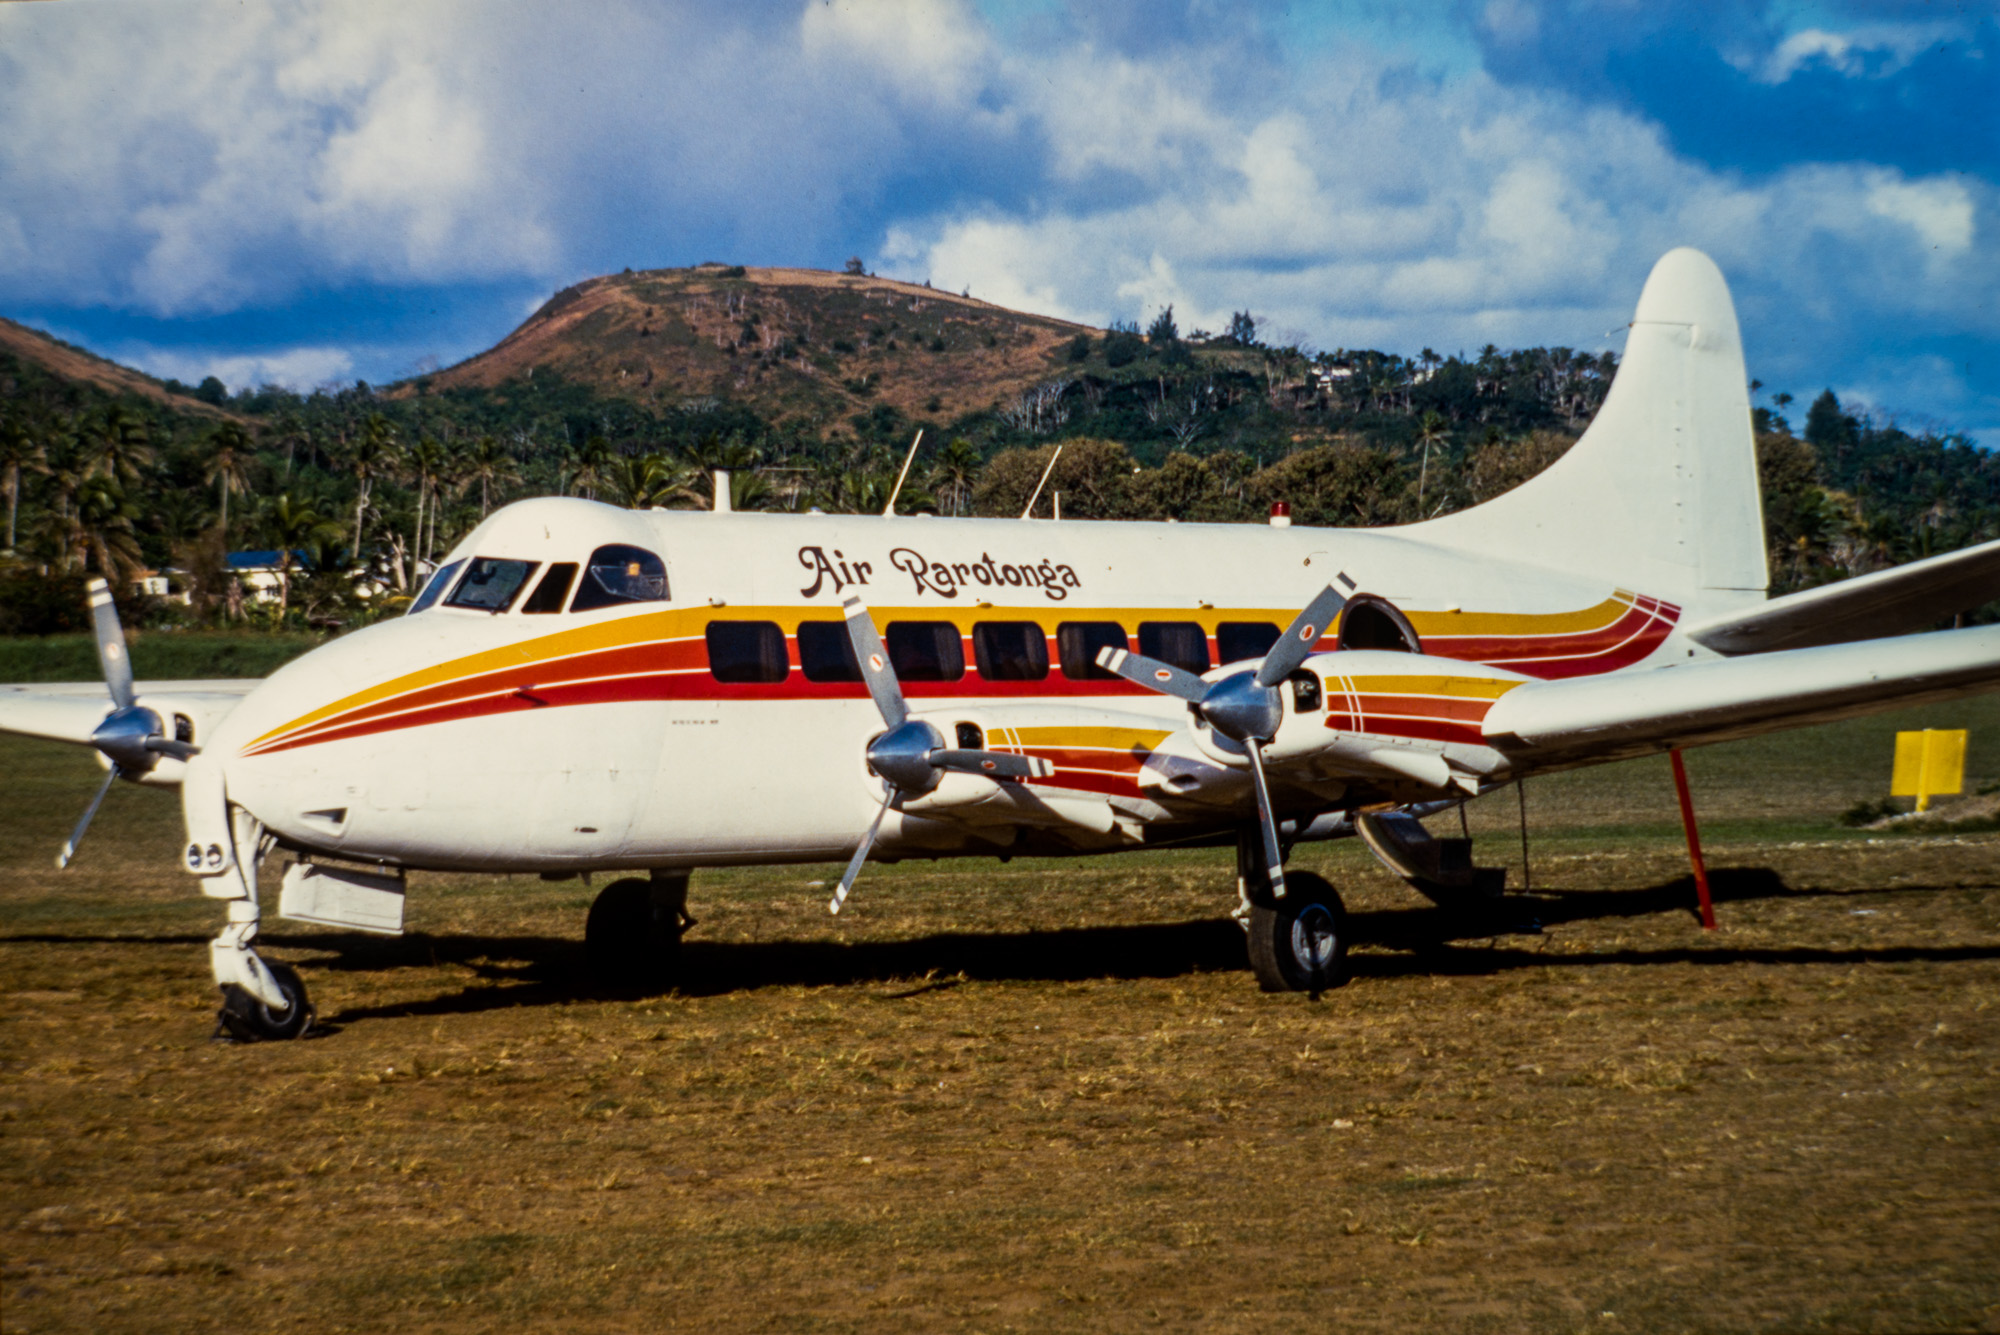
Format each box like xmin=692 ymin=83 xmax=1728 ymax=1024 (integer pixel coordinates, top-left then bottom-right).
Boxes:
xmin=1241 ymin=741 xmax=1288 ymax=900
xmin=56 ymin=765 xmax=120 ymax=871
xmin=830 ymin=790 xmax=894 ymax=915
xmin=842 ymin=596 xmax=907 ymax=730
xmin=145 ymin=737 xmax=200 ymax=761
xmin=87 ymin=578 xmax=135 ymax=711
xmin=930 ymin=749 xmax=1054 ymax=780
xmin=1096 ymin=646 xmax=1209 ymax=703
xmin=1255 ymin=581 xmax=1349 ymax=688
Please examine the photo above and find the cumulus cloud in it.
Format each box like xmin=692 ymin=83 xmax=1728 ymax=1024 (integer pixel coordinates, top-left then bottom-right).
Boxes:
xmin=119 ymin=343 xmax=357 ymax=395
xmin=0 ymin=0 xmax=1992 ymax=434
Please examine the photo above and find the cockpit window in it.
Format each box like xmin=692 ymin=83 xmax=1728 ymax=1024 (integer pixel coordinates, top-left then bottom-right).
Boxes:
xmin=407 ymin=560 xmax=464 ymax=615
xmin=445 ymin=558 xmax=540 ymax=613
xmin=570 ymin=544 xmax=669 ymax=612
xmin=521 ymin=563 xmax=578 ymax=614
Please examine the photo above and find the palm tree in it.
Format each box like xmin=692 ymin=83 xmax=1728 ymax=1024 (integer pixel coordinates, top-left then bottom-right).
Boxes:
xmin=38 ymin=426 xmax=88 ymax=570
xmin=90 ymin=404 xmax=156 ymax=487
xmin=259 ymin=493 xmax=344 ymax=615
xmin=205 ymin=422 xmax=254 ymax=541
xmin=0 ymin=414 xmax=45 ymax=553
xmin=346 ymin=414 xmax=398 ymax=566
xmin=1414 ymin=410 xmax=1449 ymax=514
xmin=74 ymin=473 xmax=143 ymax=586
xmin=608 ymin=453 xmax=670 ymax=509
xmin=927 ymin=437 xmax=983 ymax=516
xmin=460 ymin=435 xmax=522 ymax=517
xmin=566 ymin=434 xmax=614 ymax=500
xmin=404 ymin=435 xmax=449 ymax=571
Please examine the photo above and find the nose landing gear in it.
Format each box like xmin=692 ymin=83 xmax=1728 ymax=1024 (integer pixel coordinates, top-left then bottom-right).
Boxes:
xmin=197 ymin=798 xmax=316 ymax=1041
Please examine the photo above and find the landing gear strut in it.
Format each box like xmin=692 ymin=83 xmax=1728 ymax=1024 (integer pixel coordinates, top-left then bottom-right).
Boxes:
xmin=585 ymin=870 xmax=691 ymax=992
xmin=198 ymin=799 xmax=315 ymax=1041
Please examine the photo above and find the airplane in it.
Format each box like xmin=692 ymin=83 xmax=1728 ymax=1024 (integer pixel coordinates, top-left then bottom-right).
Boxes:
xmin=5 ymin=246 xmax=1999 ymax=1041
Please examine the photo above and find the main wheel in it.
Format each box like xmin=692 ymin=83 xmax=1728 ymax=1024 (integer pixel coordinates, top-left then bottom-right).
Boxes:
xmin=585 ymin=878 xmax=684 ymax=992
xmin=1245 ymin=870 xmax=1349 ymax=994
xmin=217 ymin=961 xmax=315 ymax=1041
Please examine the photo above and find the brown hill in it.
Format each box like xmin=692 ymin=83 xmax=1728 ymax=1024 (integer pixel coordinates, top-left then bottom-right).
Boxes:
xmin=422 ymin=264 xmax=1099 ymax=423
xmin=0 ymin=316 xmax=236 ymax=419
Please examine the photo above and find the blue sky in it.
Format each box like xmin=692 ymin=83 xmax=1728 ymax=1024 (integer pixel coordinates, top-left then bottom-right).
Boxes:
xmin=1 ymin=0 xmax=1994 ymax=442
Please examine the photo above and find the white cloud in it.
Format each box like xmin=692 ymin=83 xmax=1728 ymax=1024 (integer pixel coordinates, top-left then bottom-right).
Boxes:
xmin=1754 ymin=22 xmax=1967 ymax=84
xmin=0 ymin=2 xmax=1992 ymax=437
xmin=1865 ymin=173 xmax=1976 ymax=258
xmin=881 ymin=53 xmax=1998 ymax=382
xmin=121 ymin=344 xmax=357 ymax=394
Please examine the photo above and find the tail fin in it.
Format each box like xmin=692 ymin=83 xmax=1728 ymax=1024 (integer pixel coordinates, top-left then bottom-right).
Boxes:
xmin=1415 ymin=248 xmax=1768 ymax=616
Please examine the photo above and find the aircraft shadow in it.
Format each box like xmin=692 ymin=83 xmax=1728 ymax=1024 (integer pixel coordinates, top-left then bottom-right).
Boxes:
xmin=11 ymin=868 xmax=1994 ymax=1027
xmin=309 ymin=865 xmax=2000 ymax=1024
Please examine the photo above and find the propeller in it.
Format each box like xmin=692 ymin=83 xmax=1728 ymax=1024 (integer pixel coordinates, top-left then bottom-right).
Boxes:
xmin=830 ymin=596 xmax=1051 ymax=913
xmin=1096 ymin=580 xmax=1350 ymax=899
xmin=56 ymin=579 xmax=200 ymax=870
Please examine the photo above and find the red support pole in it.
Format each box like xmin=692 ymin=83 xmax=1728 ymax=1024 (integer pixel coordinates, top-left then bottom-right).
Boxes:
xmin=1669 ymin=749 xmax=1717 ymax=930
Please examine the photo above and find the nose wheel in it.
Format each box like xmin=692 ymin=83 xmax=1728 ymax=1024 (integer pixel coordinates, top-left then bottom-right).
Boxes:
xmin=217 ymin=961 xmax=315 ymax=1042
xmin=1245 ymin=869 xmax=1349 ymax=994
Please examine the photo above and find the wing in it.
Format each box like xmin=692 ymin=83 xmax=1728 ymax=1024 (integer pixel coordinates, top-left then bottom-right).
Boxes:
xmin=1685 ymin=538 xmax=2000 ymax=655
xmin=0 ymin=679 xmax=260 ymax=747
xmin=1484 ymin=625 xmax=2000 ymax=761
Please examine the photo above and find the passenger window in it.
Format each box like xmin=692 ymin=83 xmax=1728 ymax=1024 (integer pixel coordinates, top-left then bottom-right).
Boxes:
xmin=407 ymin=560 xmax=464 ymax=614
xmin=571 ymin=544 xmax=669 ymax=611
xmin=1217 ymin=621 xmax=1281 ymax=665
xmin=972 ymin=622 xmax=1049 ymax=681
xmin=521 ymin=562 xmax=578 ymax=614
xmin=798 ymin=621 xmax=861 ymax=682
xmin=706 ymin=621 xmax=788 ymax=683
xmin=1056 ymin=622 xmax=1128 ymax=680
xmin=445 ymin=558 xmax=539 ymax=613
xmin=1138 ymin=621 xmax=1210 ymax=674
xmin=885 ymin=622 xmax=965 ymax=681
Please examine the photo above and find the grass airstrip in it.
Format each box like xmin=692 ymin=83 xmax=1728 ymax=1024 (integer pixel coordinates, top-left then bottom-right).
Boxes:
xmin=2 ymin=690 xmax=1998 ymax=1333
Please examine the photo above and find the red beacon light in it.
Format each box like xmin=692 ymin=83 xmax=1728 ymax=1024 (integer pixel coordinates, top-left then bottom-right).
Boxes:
xmin=1269 ymin=501 xmax=1292 ymax=528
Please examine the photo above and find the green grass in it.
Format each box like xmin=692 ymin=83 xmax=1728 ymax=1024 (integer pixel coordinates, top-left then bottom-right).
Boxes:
xmin=0 ymin=631 xmax=324 ymax=682
xmin=3 ymin=686 xmax=2000 ymax=1332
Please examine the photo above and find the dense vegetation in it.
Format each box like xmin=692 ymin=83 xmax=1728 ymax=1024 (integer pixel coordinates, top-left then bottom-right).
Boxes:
xmin=2 ymin=288 xmax=1994 ymax=636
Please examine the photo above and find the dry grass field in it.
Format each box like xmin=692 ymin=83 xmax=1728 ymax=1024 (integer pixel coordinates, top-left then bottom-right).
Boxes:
xmin=4 ymin=697 xmax=1999 ymax=1333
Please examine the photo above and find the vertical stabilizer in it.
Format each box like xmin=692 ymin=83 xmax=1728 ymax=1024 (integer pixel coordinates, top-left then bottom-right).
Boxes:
xmin=1414 ymin=248 xmax=1768 ymax=616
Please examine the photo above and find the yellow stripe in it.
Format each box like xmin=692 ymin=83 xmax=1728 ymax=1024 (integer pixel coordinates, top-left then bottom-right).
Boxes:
xmin=1405 ymin=593 xmax=1632 ymax=638
xmin=1339 ymin=675 xmax=1521 ymax=700
xmin=1010 ymin=726 xmax=1173 ymax=750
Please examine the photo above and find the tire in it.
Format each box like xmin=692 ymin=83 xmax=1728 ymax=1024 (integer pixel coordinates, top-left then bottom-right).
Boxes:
xmin=585 ymin=877 xmax=684 ymax=992
xmin=1245 ymin=870 xmax=1349 ymax=994
xmin=217 ymin=961 xmax=315 ymax=1041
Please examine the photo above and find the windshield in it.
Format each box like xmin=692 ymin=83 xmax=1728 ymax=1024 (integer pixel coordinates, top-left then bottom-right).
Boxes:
xmin=407 ymin=560 xmax=464 ymax=615
xmin=444 ymin=557 xmax=539 ymax=613
xmin=571 ymin=544 xmax=669 ymax=611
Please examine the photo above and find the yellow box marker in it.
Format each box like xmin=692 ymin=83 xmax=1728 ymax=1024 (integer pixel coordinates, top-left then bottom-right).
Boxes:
xmin=1892 ymin=729 xmax=1967 ymax=812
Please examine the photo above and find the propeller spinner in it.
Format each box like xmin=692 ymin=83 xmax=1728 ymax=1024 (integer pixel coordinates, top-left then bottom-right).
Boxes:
xmin=1096 ymin=580 xmax=1350 ymax=899
xmin=830 ymin=597 xmax=1051 ymax=913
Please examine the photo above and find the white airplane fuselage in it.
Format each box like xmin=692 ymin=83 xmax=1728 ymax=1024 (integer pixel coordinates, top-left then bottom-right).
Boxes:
xmin=205 ymin=498 xmax=1686 ymax=874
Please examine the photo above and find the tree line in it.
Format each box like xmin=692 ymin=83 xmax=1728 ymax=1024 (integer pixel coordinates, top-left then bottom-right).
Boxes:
xmin=1 ymin=326 xmax=1993 ymax=636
